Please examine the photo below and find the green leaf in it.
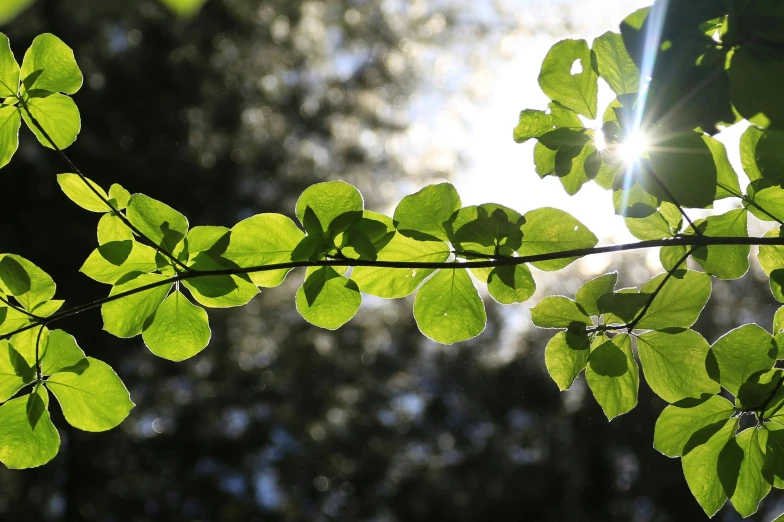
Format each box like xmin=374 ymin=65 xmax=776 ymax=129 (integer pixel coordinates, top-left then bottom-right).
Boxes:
xmin=710 ymin=324 xmax=777 ymax=396
xmin=339 ymin=211 xmax=396 ymax=260
xmin=621 ymin=5 xmax=734 ymax=133
xmin=0 ymin=34 xmax=19 ymax=98
xmin=636 ymin=329 xmax=719 ymax=403
xmin=485 ymin=264 xmax=536 ymax=305
xmin=654 ymin=395 xmax=735 ymax=457
xmin=393 ymin=183 xmax=461 ymax=242
xmin=39 ymin=329 xmax=85 ymax=376
xmin=0 ymin=304 xmax=32 ymax=336
xmin=763 ymin=423 xmax=784 ymax=489
xmin=181 ymin=253 xmax=258 ymax=308
xmin=613 ymin=179 xmax=657 ymax=216
xmin=538 ymin=39 xmax=598 ymax=118
xmin=688 ymin=209 xmax=749 ymax=280
xmin=755 ymin=130 xmax=784 ymax=184
xmin=9 ymin=326 xmax=46 ymax=369
xmin=0 ymin=105 xmax=20 ymax=169
xmin=183 ymin=226 xmax=229 ymax=259
xmin=225 ymin=213 xmax=305 ymax=288
xmin=450 ymin=203 xmax=525 ymax=256
xmin=0 ymin=255 xmax=30 ymax=295
xmin=740 ymin=126 xmax=764 ymax=182
xmin=585 ymin=333 xmax=638 ymax=420
xmin=772 ymin=269 xmax=784 ymax=304
xmin=159 ymin=0 xmax=208 ymax=17
xmin=534 ymin=141 xmax=556 ymax=177
xmin=530 ymin=295 xmax=591 ymax=329
xmin=518 ymin=208 xmax=598 ymax=271
xmin=351 ymin=233 xmax=450 ymax=299
xmin=775 ymin=305 xmax=784 ymax=334
xmin=592 ymin=31 xmax=639 ymax=95
xmin=127 ymin=193 xmax=188 ymax=251
xmin=0 ymin=0 xmax=34 ymax=26
xmin=0 ymin=254 xmax=55 ymax=311
xmin=97 ymin=213 xmax=133 ymax=244
xmin=764 ymin=380 xmax=784 ymax=420
xmin=759 ymin=227 xmax=784 ymax=276
xmin=513 ymin=109 xmax=553 ymax=143
xmin=598 ymin=288 xmax=643 ymax=326
xmin=624 ymin=212 xmax=674 ymax=240
xmin=745 ymin=180 xmax=784 ymax=223
xmin=642 ymin=131 xmax=717 ymax=208
xmin=0 ymin=386 xmax=59 ymax=469
xmin=634 ymin=270 xmax=711 ymax=330
xmin=20 ymin=33 xmax=82 ymax=95
xmin=108 ymin=184 xmax=131 ymax=209
xmin=544 ymin=331 xmax=590 ymax=391
xmin=736 ymin=369 xmax=783 ymax=411
xmin=142 ymin=290 xmax=210 ymax=361
xmin=31 ymin=300 xmax=62 ymax=319
xmin=681 ymin=418 xmax=738 ymax=517
xmin=0 ymin=340 xmax=32 ymax=402
xmin=21 ymin=93 xmax=80 ymax=149
xmin=615 ymin=184 xmax=680 ymax=240
xmin=56 ymin=173 xmax=109 ymax=212
xmin=47 ymin=357 xmax=133 ymax=432
xmin=537 ymin=129 xmax=592 ymax=191
xmin=660 ymin=244 xmax=689 ymax=272
xmin=295 ymin=181 xmax=363 ymax=236
xmin=101 ymin=273 xmax=172 ymax=338
xmin=730 ymin=45 xmax=784 ymax=129
xmin=730 ymin=428 xmax=770 ymax=517
xmin=558 ymin=139 xmax=599 ymax=196
xmin=295 ymin=266 xmax=361 ymax=330
xmin=80 ymin=240 xmax=158 ymax=285
xmin=575 ymin=272 xmax=617 ymax=316
xmin=704 ymin=135 xmax=741 ymax=200
xmin=413 ymin=269 xmax=486 ymax=344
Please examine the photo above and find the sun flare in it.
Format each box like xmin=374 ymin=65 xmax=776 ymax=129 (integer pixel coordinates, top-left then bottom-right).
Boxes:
xmin=618 ymin=131 xmax=649 ymax=164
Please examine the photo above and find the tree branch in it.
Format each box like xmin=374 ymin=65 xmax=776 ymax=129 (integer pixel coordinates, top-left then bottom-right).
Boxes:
xmin=17 ymin=98 xmax=193 ymax=274
xmin=5 ymin=234 xmax=784 ymax=340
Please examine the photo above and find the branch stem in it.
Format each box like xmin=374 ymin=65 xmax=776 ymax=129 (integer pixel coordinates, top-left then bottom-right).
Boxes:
xmin=3 ymin=234 xmax=784 ymax=340
xmin=17 ymin=97 xmax=193 ymax=274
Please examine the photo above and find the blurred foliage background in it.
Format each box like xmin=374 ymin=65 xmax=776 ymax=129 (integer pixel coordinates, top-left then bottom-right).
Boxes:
xmin=1 ymin=0 xmax=783 ymax=520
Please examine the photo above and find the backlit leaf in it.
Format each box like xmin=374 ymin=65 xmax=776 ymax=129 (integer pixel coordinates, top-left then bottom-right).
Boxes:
xmin=585 ymin=333 xmax=638 ymax=420
xmin=538 ymin=39 xmax=598 ymax=118
xmin=0 ymin=386 xmax=59 ymax=469
xmin=142 ymin=290 xmax=210 ymax=361
xmin=20 ymin=33 xmax=82 ymax=95
xmin=413 ymin=269 xmax=486 ymax=344
xmin=544 ymin=331 xmax=590 ymax=391
xmin=47 ymin=357 xmax=133 ymax=432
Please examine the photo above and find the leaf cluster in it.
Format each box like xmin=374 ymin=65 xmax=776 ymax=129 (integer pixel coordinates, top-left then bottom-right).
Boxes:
xmin=4 ymin=3 xmax=784 ymax=519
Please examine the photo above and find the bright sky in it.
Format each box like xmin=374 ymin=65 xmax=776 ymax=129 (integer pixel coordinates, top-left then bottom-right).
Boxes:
xmin=441 ymin=0 xmax=748 ymax=248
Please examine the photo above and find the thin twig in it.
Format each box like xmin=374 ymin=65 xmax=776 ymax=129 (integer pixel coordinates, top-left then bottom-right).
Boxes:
xmin=0 ymin=294 xmax=41 ymax=321
xmin=17 ymin=97 xmax=193 ymax=274
xmin=34 ymin=324 xmax=45 ymax=381
xmin=626 ymin=246 xmax=697 ymax=331
xmin=3 ymin=235 xmax=784 ymax=341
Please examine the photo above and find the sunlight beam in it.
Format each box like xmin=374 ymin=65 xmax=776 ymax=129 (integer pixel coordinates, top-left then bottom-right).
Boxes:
xmin=621 ymin=0 xmax=669 ymax=207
